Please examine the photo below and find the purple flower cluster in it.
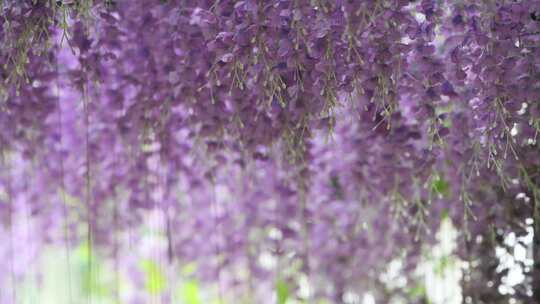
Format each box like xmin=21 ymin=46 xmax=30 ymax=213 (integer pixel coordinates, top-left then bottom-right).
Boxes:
xmin=0 ymin=0 xmax=539 ymax=302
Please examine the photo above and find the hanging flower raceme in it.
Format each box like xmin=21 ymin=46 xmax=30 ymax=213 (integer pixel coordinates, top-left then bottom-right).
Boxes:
xmin=0 ymin=0 xmax=539 ymax=303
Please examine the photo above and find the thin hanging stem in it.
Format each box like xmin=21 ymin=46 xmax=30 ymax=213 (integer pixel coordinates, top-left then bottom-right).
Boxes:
xmin=113 ymin=193 xmax=120 ymax=303
xmin=159 ymin=160 xmax=172 ymax=303
xmin=82 ymin=75 xmax=93 ymax=304
xmin=55 ymin=50 xmax=74 ymax=304
xmin=210 ymin=177 xmax=225 ymax=303
xmin=25 ymin=160 xmax=35 ymax=303
xmin=1 ymin=151 xmax=17 ymax=304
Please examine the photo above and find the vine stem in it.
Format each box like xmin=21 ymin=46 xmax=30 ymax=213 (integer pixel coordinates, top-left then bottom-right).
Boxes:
xmin=82 ymin=73 xmax=93 ymax=304
xmin=210 ymin=176 xmax=225 ymax=303
xmin=534 ymin=194 xmax=540 ymax=302
xmin=56 ymin=49 xmax=73 ymax=303
xmin=1 ymin=151 xmax=17 ymax=304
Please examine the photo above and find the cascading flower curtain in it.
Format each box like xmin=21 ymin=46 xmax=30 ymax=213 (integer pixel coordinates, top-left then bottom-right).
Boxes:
xmin=0 ymin=0 xmax=539 ymax=303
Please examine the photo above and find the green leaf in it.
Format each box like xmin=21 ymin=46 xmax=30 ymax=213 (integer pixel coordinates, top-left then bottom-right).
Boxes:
xmin=276 ymin=279 xmax=289 ymax=304
xmin=76 ymin=242 xmax=109 ymax=297
xmin=141 ymin=259 xmax=167 ymax=295
xmin=408 ymin=283 xmax=426 ymax=298
xmin=441 ymin=209 xmax=449 ymax=220
xmin=432 ymin=175 xmax=450 ymax=198
xmin=181 ymin=280 xmax=202 ymax=304
xmin=181 ymin=262 xmax=197 ymax=276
